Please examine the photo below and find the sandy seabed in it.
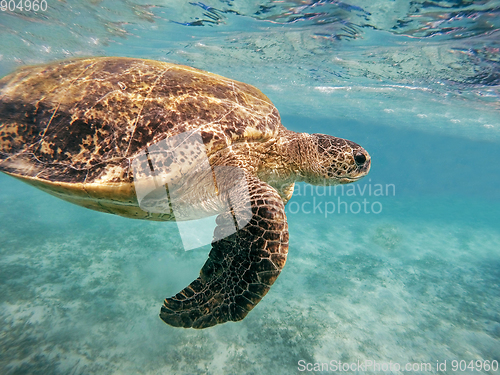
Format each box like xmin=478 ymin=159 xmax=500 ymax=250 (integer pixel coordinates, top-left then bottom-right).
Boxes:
xmin=0 ymin=176 xmax=499 ymax=375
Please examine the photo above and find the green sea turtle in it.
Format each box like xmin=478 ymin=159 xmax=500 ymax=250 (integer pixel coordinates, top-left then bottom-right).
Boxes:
xmin=0 ymin=57 xmax=371 ymax=329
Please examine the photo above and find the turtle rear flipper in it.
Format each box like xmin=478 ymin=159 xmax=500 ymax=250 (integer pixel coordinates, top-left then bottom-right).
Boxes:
xmin=160 ymin=175 xmax=289 ymax=329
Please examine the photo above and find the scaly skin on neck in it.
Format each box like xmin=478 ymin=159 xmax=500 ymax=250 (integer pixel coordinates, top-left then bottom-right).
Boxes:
xmin=208 ymin=127 xmax=370 ymax=205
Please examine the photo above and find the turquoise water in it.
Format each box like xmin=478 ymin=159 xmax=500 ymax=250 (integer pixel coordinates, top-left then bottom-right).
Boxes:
xmin=1 ymin=1 xmax=500 ymax=374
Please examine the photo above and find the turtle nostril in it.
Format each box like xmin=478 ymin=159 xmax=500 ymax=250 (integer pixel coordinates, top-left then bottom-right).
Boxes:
xmin=354 ymin=153 xmax=366 ymax=165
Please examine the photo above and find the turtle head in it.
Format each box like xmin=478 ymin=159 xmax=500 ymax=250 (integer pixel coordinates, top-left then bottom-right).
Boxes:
xmin=303 ymin=133 xmax=371 ymax=185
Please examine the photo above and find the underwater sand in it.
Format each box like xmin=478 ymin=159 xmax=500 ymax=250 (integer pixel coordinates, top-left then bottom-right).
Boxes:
xmin=1 ymin=169 xmax=499 ymax=374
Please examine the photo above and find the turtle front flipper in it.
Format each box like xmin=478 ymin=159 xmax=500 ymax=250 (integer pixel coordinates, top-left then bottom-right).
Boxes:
xmin=160 ymin=175 xmax=289 ymax=329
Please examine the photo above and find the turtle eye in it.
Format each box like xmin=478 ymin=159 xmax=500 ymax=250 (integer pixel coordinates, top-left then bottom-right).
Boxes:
xmin=354 ymin=153 xmax=366 ymax=165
